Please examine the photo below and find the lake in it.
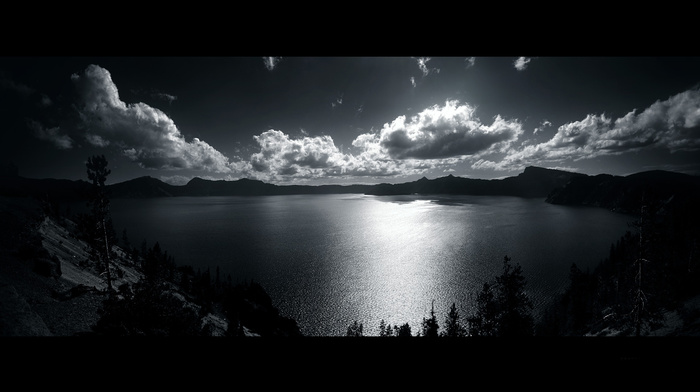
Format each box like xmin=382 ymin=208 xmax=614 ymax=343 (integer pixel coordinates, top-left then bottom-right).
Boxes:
xmin=109 ymin=194 xmax=635 ymax=336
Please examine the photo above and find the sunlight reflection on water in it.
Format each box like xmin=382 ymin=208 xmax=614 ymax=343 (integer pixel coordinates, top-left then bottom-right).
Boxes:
xmin=110 ymin=194 xmax=634 ymax=336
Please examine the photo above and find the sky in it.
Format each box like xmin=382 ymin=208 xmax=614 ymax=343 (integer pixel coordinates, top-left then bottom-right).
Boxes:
xmin=1 ymin=56 xmax=699 ymax=186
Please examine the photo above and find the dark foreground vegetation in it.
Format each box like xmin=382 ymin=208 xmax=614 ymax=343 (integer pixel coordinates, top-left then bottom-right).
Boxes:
xmin=2 ymin=156 xmax=700 ymax=341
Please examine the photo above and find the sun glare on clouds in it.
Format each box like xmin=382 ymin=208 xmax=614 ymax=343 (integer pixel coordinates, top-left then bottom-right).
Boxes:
xmin=23 ymin=60 xmax=700 ymax=184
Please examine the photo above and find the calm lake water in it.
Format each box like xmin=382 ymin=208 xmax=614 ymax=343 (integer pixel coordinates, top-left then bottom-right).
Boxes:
xmin=109 ymin=194 xmax=635 ymax=336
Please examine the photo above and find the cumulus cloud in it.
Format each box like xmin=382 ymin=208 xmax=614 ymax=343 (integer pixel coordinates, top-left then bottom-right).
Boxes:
xmin=244 ymin=128 xmax=449 ymax=182
xmin=71 ymin=64 xmax=234 ymax=173
xmin=514 ymin=57 xmax=531 ymax=71
xmin=27 ymin=119 xmax=73 ymax=149
xmin=474 ymin=87 xmax=700 ymax=171
xmin=354 ymin=100 xmax=524 ymax=160
xmin=248 ymin=129 xmax=406 ymax=181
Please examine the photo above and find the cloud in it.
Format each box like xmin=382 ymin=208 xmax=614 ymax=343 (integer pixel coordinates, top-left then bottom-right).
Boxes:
xmin=355 ymin=100 xmax=524 ymax=160
xmin=263 ymin=57 xmax=282 ymax=71
xmin=414 ymin=57 xmax=440 ymax=79
xmin=246 ymin=129 xmax=438 ymax=182
xmin=39 ymin=94 xmax=52 ymax=107
xmin=514 ymin=57 xmax=531 ymax=71
xmin=533 ymin=120 xmax=551 ymax=134
xmin=464 ymin=57 xmax=476 ymax=69
xmin=250 ymin=130 xmax=385 ymax=180
xmin=152 ymin=92 xmax=177 ymax=104
xmin=85 ymin=133 xmax=110 ymax=147
xmin=331 ymin=94 xmax=343 ymax=108
xmin=1 ymin=78 xmax=34 ymax=97
xmin=2 ymin=78 xmax=52 ymax=107
xmin=416 ymin=57 xmax=432 ymax=76
xmin=32 ymin=64 xmax=446 ymax=182
xmin=474 ymin=87 xmax=700 ymax=171
xmin=27 ymin=119 xmax=73 ymax=149
xmin=70 ymin=64 xmax=235 ymax=173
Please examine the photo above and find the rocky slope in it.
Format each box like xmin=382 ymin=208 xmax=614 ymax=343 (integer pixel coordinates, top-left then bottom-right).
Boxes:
xmin=0 ymin=196 xmax=285 ymax=337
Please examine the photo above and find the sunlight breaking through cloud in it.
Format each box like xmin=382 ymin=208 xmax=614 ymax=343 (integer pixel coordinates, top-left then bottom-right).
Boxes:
xmin=240 ymin=99 xmax=526 ymax=182
xmin=355 ymin=100 xmax=524 ymax=160
xmin=32 ymin=63 xmax=700 ymax=183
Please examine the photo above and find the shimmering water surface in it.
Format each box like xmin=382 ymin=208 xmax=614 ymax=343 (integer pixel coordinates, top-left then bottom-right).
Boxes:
xmin=109 ymin=194 xmax=634 ymax=336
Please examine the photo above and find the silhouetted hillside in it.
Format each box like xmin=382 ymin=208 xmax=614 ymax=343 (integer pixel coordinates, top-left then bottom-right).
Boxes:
xmin=104 ymin=166 xmax=587 ymax=198
xmin=546 ymin=170 xmax=700 ymax=214
xmin=0 ymin=175 xmax=93 ymax=202
xmin=180 ymin=177 xmax=376 ymax=196
xmin=182 ymin=177 xmax=279 ymax=196
xmin=5 ymin=166 xmax=698 ymax=208
xmin=105 ymin=176 xmax=181 ymax=198
xmin=366 ymin=166 xmax=586 ymax=197
xmin=0 ymin=195 xmax=301 ymax=337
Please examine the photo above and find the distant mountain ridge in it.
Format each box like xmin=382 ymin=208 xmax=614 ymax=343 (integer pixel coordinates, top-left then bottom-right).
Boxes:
xmin=546 ymin=169 xmax=700 ymax=214
xmin=2 ymin=166 xmax=699 ymax=216
xmin=98 ymin=166 xmax=584 ymax=198
xmin=364 ymin=166 xmax=587 ymax=197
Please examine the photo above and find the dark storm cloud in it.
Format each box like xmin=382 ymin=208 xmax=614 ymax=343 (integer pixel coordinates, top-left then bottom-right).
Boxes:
xmin=473 ymin=87 xmax=700 ymax=171
xmin=70 ymin=64 xmax=235 ymax=173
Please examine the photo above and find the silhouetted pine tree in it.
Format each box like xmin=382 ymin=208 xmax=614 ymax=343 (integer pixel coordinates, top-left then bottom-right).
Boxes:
xmin=467 ymin=282 xmax=498 ymax=336
xmin=441 ymin=302 xmax=466 ymax=337
xmin=468 ymin=256 xmax=534 ymax=336
xmin=421 ymin=301 xmax=439 ymax=337
xmin=85 ymin=155 xmax=117 ymax=294
xmin=495 ymin=256 xmax=534 ymax=336
xmin=379 ymin=319 xmax=394 ymax=337
xmin=346 ymin=320 xmax=363 ymax=337
xmin=626 ymin=202 xmax=665 ymax=336
xmin=535 ymin=263 xmax=597 ymax=336
xmin=394 ymin=323 xmax=412 ymax=337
